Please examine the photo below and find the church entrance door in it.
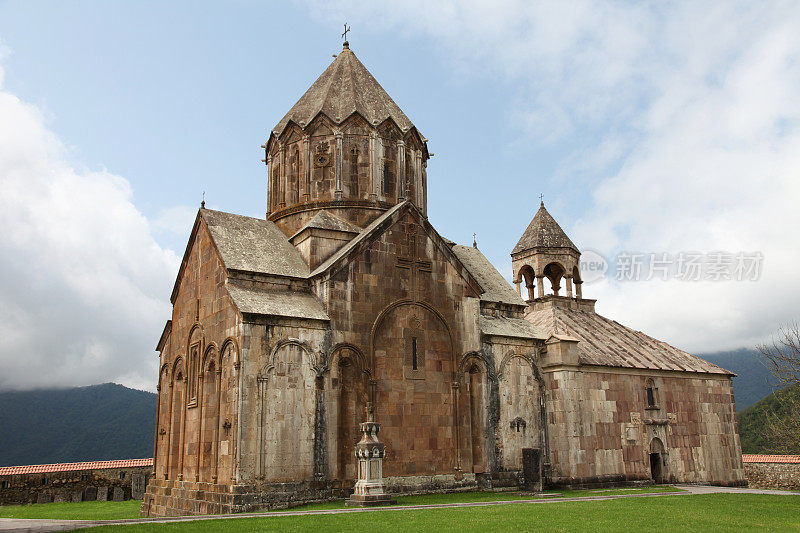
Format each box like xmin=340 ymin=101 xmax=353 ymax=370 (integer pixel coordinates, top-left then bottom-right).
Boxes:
xmin=649 ymin=437 xmax=666 ymax=483
xmin=649 ymin=453 xmax=663 ymax=483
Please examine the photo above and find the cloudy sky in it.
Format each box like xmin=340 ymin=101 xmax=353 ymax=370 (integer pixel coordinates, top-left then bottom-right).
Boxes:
xmin=1 ymin=1 xmax=798 ymax=391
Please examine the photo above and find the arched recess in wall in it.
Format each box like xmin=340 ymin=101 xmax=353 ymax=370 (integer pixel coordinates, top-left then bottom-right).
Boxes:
xmin=215 ymin=338 xmax=238 ymax=485
xmin=167 ymin=357 xmax=186 ymax=481
xmin=156 ymin=364 xmax=171 ymax=480
xmin=186 ymin=324 xmax=203 ymax=405
xmin=458 ymin=352 xmax=492 ymax=474
xmin=325 ymin=343 xmax=370 ymax=482
xmin=369 ymin=300 xmax=457 ymax=476
xmin=198 ymin=344 xmax=219 ymax=482
xmin=256 ymin=340 xmax=318 ymax=482
xmin=497 ymin=353 xmax=544 ymax=472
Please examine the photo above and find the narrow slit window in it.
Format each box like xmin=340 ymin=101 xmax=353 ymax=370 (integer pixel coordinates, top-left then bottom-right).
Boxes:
xmin=412 ymin=337 xmax=418 ymax=370
xmin=646 ymin=378 xmax=657 ymax=407
xmin=383 ymin=162 xmax=390 ymax=194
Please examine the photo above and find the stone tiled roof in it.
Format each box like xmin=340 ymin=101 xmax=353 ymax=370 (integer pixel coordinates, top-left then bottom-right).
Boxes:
xmin=273 ymin=45 xmax=415 ymax=137
xmin=201 ymin=209 xmax=310 ymax=278
xmin=742 ymin=455 xmax=800 ymax=464
xmin=291 ymin=210 xmax=361 ymax=240
xmin=513 ymin=204 xmax=579 ymax=255
xmin=227 ymin=283 xmax=329 ymax=321
xmin=480 ymin=315 xmax=546 ymax=340
xmin=526 ymin=303 xmax=732 ymax=374
xmin=0 ymin=458 xmax=152 ymax=476
xmin=451 ymin=245 xmax=526 ymax=306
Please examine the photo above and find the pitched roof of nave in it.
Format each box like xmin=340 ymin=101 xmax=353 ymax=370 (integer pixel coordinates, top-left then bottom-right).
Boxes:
xmin=525 ymin=301 xmax=733 ymax=375
xmin=272 ymin=44 xmax=415 ymax=139
xmin=451 ymin=245 xmax=527 ymax=307
xmin=513 ymin=203 xmax=579 ymax=255
xmin=184 ymin=209 xmax=327 ymax=321
xmin=226 ymin=283 xmax=329 ymax=321
xmin=200 ymin=209 xmax=310 ymax=278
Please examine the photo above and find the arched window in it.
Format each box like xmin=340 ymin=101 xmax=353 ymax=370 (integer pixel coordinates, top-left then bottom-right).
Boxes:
xmin=543 ymin=262 xmax=566 ymax=296
xmin=349 ymin=146 xmax=360 ymax=197
xmin=646 ymin=378 xmax=659 ymax=408
xmin=289 ymin=147 xmax=300 ymax=204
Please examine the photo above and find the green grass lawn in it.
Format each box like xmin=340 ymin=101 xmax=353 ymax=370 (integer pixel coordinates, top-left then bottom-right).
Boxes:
xmin=82 ymin=494 xmax=800 ymax=532
xmin=0 ymin=499 xmax=142 ymax=520
xmin=0 ymin=486 xmax=680 ymax=520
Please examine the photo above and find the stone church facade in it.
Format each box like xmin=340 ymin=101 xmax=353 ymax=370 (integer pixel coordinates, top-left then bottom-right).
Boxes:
xmin=141 ymin=43 xmax=744 ymax=517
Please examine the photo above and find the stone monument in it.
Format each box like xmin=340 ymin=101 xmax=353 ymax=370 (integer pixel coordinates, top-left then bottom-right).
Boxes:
xmin=347 ymin=405 xmax=396 ymax=507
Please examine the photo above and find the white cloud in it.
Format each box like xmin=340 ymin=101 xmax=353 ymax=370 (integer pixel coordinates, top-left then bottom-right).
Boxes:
xmin=307 ymin=1 xmax=800 ymax=352
xmin=0 ymin=54 xmax=179 ymax=391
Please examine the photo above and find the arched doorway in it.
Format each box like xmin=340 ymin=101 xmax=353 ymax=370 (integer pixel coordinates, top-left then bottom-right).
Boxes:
xmin=649 ymin=437 xmax=666 ymax=483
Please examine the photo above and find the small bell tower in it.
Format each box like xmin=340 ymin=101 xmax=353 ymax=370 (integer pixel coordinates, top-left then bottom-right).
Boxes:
xmin=512 ymin=200 xmax=582 ymax=302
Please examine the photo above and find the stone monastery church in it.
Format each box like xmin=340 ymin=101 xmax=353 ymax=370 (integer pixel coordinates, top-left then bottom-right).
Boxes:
xmin=141 ymin=42 xmax=745 ymax=516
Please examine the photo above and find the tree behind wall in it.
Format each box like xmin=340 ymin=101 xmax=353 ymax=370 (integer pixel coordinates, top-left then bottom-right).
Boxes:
xmin=757 ymin=323 xmax=800 ymax=454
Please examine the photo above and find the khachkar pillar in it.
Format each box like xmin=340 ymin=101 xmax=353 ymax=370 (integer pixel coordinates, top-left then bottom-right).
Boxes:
xmin=346 ymin=405 xmax=396 ymax=507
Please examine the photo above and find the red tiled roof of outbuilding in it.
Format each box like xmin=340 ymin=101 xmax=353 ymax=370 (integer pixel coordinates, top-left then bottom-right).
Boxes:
xmin=742 ymin=454 xmax=800 ymax=464
xmin=0 ymin=458 xmax=152 ymax=476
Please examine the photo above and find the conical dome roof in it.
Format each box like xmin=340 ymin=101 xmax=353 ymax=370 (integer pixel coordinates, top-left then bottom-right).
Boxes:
xmin=513 ymin=203 xmax=579 ymax=254
xmin=271 ymin=44 xmax=416 ymax=137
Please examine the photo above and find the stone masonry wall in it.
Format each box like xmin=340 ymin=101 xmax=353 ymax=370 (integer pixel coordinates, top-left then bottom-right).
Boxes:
xmin=155 ymin=219 xmax=242 ymax=486
xmin=0 ymin=466 xmax=151 ymax=505
xmin=744 ymin=462 xmax=800 ymax=491
xmin=316 ymin=209 xmax=485 ymax=479
xmin=543 ymin=368 xmax=745 ymax=486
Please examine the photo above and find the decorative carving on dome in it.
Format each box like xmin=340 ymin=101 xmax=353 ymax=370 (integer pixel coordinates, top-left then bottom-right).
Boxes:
xmin=314 ymin=141 xmax=331 ymax=168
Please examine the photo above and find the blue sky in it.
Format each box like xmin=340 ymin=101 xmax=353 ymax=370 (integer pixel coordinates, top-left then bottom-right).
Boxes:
xmin=1 ymin=1 xmax=799 ymax=390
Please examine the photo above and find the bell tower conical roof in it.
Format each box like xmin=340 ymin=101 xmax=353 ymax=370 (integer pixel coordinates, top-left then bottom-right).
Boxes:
xmin=512 ymin=202 xmax=579 ymax=255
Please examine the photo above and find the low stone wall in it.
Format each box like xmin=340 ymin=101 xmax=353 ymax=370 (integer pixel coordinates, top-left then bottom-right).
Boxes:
xmin=744 ymin=462 xmax=800 ymax=491
xmin=0 ymin=459 xmax=152 ymax=506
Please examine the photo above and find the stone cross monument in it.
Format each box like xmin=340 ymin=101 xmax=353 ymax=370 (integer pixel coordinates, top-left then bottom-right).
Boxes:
xmin=346 ymin=404 xmax=396 ymax=507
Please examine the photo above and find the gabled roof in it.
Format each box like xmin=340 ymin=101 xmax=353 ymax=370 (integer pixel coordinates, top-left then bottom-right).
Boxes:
xmin=272 ymin=44 xmax=415 ymax=138
xmin=480 ymin=315 xmax=546 ymax=340
xmin=0 ymin=458 xmax=152 ymax=476
xmin=201 ymin=209 xmax=310 ymax=278
xmin=310 ymin=202 xmax=407 ymax=278
xmin=291 ymin=210 xmax=361 ymax=240
xmin=451 ymin=245 xmax=526 ymax=306
xmin=513 ymin=203 xmax=579 ymax=255
xmin=227 ymin=283 xmax=329 ymax=321
xmin=525 ymin=303 xmax=733 ymax=375
xmin=310 ymin=202 xmax=483 ymax=297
